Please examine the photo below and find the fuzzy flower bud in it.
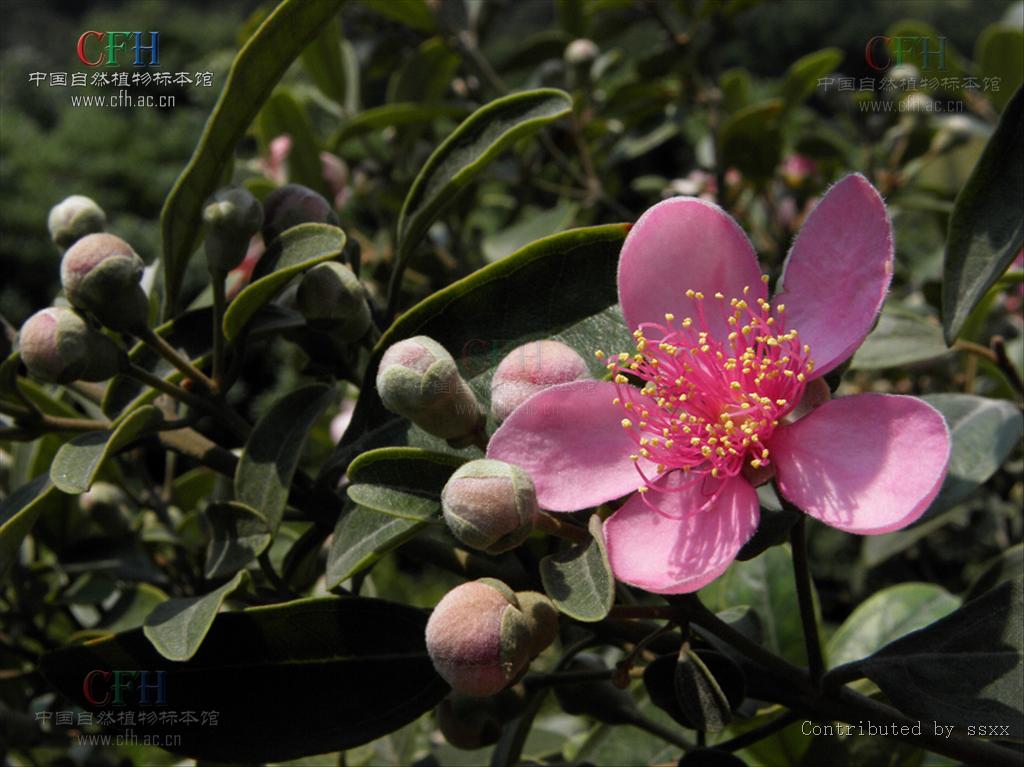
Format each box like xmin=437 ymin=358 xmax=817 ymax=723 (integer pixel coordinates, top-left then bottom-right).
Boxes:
xmin=296 ymin=262 xmax=372 ymax=341
xmin=441 ymin=459 xmax=537 ymax=554
xmin=203 ymin=187 xmax=263 ymax=273
xmin=436 ymin=687 xmax=526 ymax=750
xmin=425 ymin=580 xmax=533 ymax=697
xmin=261 ymin=183 xmax=339 ymax=244
xmin=48 ymin=195 xmax=106 ymax=249
xmin=377 ymin=336 xmax=483 ymax=443
xmin=18 ymin=307 xmax=123 ymax=384
xmin=60 ymin=233 xmax=148 ymax=331
xmin=490 ymin=340 xmax=589 ymax=422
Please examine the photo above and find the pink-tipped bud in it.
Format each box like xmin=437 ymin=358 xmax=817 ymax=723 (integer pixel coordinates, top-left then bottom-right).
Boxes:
xmin=48 ymin=195 xmax=106 ymax=249
xmin=441 ymin=459 xmax=537 ymax=554
xmin=490 ymin=340 xmax=588 ymax=422
xmin=261 ymin=183 xmax=339 ymax=244
xmin=425 ymin=580 xmax=533 ymax=697
xmin=203 ymin=186 xmax=263 ymax=273
xmin=296 ymin=262 xmax=371 ymax=341
xmin=377 ymin=336 xmax=483 ymax=443
xmin=18 ymin=307 xmax=122 ymax=384
xmin=60 ymin=233 xmax=148 ymax=331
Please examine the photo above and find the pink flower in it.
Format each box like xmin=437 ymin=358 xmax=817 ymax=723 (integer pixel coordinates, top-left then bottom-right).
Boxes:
xmin=488 ymin=175 xmax=951 ymax=594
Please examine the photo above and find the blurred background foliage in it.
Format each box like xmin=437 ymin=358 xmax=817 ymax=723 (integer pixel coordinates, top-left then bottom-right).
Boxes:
xmin=1 ymin=1 xmax=1022 ymax=765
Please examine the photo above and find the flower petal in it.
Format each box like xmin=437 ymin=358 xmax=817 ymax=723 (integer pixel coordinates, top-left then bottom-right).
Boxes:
xmin=486 ymin=380 xmax=649 ymax=512
xmin=603 ymin=474 xmax=760 ymax=594
xmin=771 ymin=393 xmax=950 ymax=534
xmin=775 ymin=174 xmax=893 ymax=377
xmin=618 ymin=197 xmax=766 ymax=336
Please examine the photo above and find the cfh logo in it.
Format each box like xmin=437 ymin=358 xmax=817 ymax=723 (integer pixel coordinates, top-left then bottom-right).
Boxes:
xmin=865 ymin=35 xmax=947 ymax=72
xmin=76 ymin=31 xmax=160 ymax=67
xmin=83 ymin=670 xmax=167 ymax=706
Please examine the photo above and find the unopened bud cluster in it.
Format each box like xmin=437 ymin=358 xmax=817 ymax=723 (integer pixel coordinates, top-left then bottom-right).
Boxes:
xmin=48 ymin=195 xmax=106 ymax=249
xmin=18 ymin=307 xmax=122 ymax=384
xmin=296 ymin=262 xmax=372 ymax=342
xmin=425 ymin=579 xmax=558 ymax=697
xmin=203 ymin=186 xmax=263 ymax=273
xmin=261 ymin=183 xmax=339 ymax=244
xmin=376 ymin=336 xmax=483 ymax=445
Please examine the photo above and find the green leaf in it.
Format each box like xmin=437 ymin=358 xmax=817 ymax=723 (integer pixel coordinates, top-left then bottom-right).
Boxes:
xmin=720 ymin=68 xmax=752 ymax=112
xmin=236 ymin=384 xmax=333 ymax=530
xmin=347 ymin=446 xmax=467 ymax=490
xmin=850 ymin=307 xmax=951 ymax=370
xmin=674 ymin=647 xmax=734 ymax=733
xmin=0 ymin=475 xmax=59 ymax=577
xmin=345 ymin=485 xmax=440 ymax=521
xmin=143 ymin=571 xmax=248 ymax=661
xmin=941 ymin=83 xmax=1024 ymax=343
xmin=363 ymin=0 xmax=436 ymax=33
xmin=719 ymin=99 xmax=784 ymax=181
xmin=966 ymin=543 xmax=1024 ymax=602
xmin=327 ymin=448 xmax=465 ymax=586
xmin=977 ymin=24 xmax=1024 ymax=112
xmin=327 ymin=506 xmax=422 ymax=587
xmin=160 ymin=0 xmax=343 ymax=312
xmin=0 ymin=351 xmax=33 ymax=417
xmin=331 ymin=103 xmax=469 ymax=148
xmin=700 ymin=545 xmax=819 ymax=666
xmin=49 ymin=407 xmax=163 ymax=495
xmin=540 ymin=515 xmax=614 ymax=622
xmin=919 ymin=393 xmax=1024 ymax=519
xmin=99 ymin=583 xmax=171 ymax=633
xmin=256 ymin=89 xmax=327 ymax=195
xmin=301 ymin=15 xmax=347 ymax=108
xmin=482 ymin=200 xmax=579 ymax=263
xmin=41 ymin=596 xmax=446 ymax=762
xmin=336 ymin=224 xmax=628 ymax=456
xmin=223 ymin=223 xmax=346 ymax=341
xmin=781 ymin=47 xmax=843 ymax=106
xmin=827 ymin=583 xmax=961 ymax=668
xmin=388 ymin=38 xmax=460 ymax=104
xmin=396 ymin=89 xmax=573 ymax=268
xmin=204 ymin=501 xmax=274 ymax=579
xmin=854 ymin=577 xmax=1023 ymax=736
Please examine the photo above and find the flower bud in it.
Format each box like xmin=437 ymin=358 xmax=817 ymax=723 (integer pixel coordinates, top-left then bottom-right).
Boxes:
xmin=18 ymin=307 xmax=123 ymax=384
xmin=425 ymin=580 xmax=533 ymax=697
xmin=490 ymin=340 xmax=588 ymax=422
xmin=564 ymin=38 xmax=599 ymax=67
xmin=48 ymin=195 xmax=106 ymax=249
xmin=436 ymin=687 xmax=526 ymax=750
xmin=441 ymin=459 xmax=537 ymax=554
xmin=203 ymin=187 xmax=263 ymax=273
xmin=296 ymin=262 xmax=372 ymax=341
xmin=261 ymin=183 xmax=339 ymax=244
xmin=377 ymin=336 xmax=483 ymax=443
xmin=60 ymin=233 xmax=148 ymax=331
xmin=514 ymin=591 xmax=559 ymax=657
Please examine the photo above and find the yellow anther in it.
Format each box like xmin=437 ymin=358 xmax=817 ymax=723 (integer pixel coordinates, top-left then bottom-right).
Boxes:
xmin=714 ymin=292 xmax=725 ymax=300
xmin=595 ymin=350 xmax=606 ymax=359
xmin=664 ymin=313 xmax=675 ymax=322
xmin=730 ymin=381 xmax=742 ymax=390
xmin=750 ymin=458 xmax=763 ymax=469
xmin=638 ymin=485 xmax=649 ymax=494
xmin=775 ymin=399 xmax=788 ymax=407
xmin=776 ymin=304 xmax=786 ymax=312
xmin=682 ymin=318 xmax=693 ymax=328
xmin=685 ymin=289 xmax=696 ymax=298
xmin=614 ymin=374 xmax=629 ymax=384
xmin=612 ymin=397 xmax=621 ymax=405
xmin=639 ymin=448 xmax=650 ymax=458
xmin=761 ymin=274 xmax=770 ymax=283
xmin=695 ymin=291 xmax=705 ymax=300
xmin=711 ymin=467 xmax=720 ymax=477
xmin=761 ymin=448 xmax=770 ymax=458
xmin=621 ymin=418 xmax=633 ymax=429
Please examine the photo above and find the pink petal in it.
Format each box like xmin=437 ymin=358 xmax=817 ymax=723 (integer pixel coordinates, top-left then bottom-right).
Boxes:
xmin=486 ymin=380 xmax=649 ymax=512
xmin=774 ymin=174 xmax=893 ymax=378
xmin=617 ymin=197 xmax=766 ymax=336
xmin=603 ymin=474 xmax=760 ymax=594
xmin=771 ymin=394 xmax=950 ymax=534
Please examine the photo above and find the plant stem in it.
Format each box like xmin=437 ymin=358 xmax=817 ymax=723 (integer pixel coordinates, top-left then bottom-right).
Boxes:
xmin=789 ymin=516 xmax=825 ymax=684
xmin=258 ymin=550 xmax=292 ymax=597
xmin=522 ymin=667 xmax=616 ymax=689
xmin=534 ymin=512 xmax=589 ymax=543
xmin=125 ymin=363 xmax=250 ymax=440
xmin=211 ymin=270 xmax=228 ymax=387
xmin=607 ymin=604 xmax=678 ymax=621
xmin=712 ymin=710 xmax=800 ymax=752
xmin=137 ymin=327 xmax=218 ymax=394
